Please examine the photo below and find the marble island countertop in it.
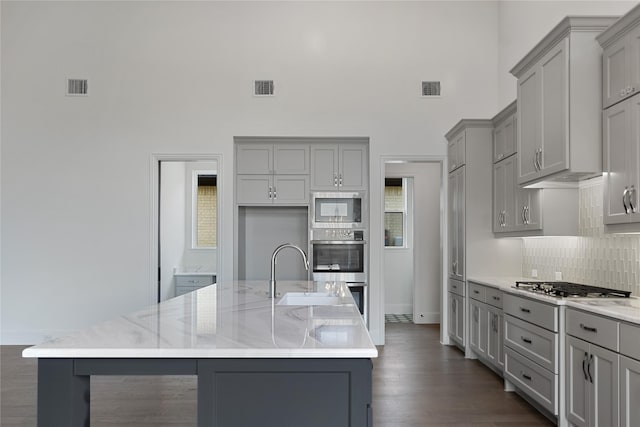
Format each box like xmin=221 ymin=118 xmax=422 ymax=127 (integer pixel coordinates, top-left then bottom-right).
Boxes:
xmin=23 ymin=281 xmax=377 ymax=359
xmin=468 ymin=276 xmax=640 ymax=324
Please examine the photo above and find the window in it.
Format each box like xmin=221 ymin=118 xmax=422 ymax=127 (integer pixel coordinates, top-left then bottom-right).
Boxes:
xmin=384 ymin=178 xmax=406 ymax=247
xmin=193 ymin=172 xmax=217 ymax=248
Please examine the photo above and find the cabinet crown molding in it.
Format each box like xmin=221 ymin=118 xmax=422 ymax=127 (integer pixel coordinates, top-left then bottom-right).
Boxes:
xmin=444 ymin=119 xmax=493 ymax=141
xmin=510 ymin=16 xmax=619 ymax=78
xmin=597 ymin=4 xmax=640 ymax=48
xmin=491 ymin=100 xmax=517 ymax=127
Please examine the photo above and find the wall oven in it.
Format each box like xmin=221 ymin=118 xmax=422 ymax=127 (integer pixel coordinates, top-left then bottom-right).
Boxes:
xmin=310 ymin=192 xmax=366 ymax=228
xmin=310 ymin=228 xmax=368 ymax=324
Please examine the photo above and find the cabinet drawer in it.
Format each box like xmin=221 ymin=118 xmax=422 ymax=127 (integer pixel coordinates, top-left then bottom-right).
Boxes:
xmin=505 ymin=314 xmax=558 ymax=373
xmin=566 ymin=309 xmax=619 ymax=351
xmin=175 ymin=285 xmax=200 ymax=296
xmin=620 ymin=323 xmax=640 ymax=360
xmin=504 ymin=293 xmax=558 ymax=332
xmin=175 ymin=275 xmax=215 ymax=287
xmin=504 ymin=346 xmax=557 ymax=415
xmin=468 ymin=282 xmax=486 ymax=302
xmin=485 ymin=287 xmax=503 ymax=309
xmin=448 ymin=279 xmax=464 ymax=297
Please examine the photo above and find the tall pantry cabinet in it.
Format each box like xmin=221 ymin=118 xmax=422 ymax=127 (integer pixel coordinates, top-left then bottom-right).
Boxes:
xmin=445 ymin=120 xmax=521 ymax=352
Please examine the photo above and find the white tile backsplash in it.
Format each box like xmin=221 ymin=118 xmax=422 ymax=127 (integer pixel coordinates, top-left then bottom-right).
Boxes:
xmin=522 ymin=177 xmax=640 ymax=295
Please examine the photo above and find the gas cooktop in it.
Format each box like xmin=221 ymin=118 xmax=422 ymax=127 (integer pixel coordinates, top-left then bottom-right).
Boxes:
xmin=514 ymin=281 xmax=631 ymax=298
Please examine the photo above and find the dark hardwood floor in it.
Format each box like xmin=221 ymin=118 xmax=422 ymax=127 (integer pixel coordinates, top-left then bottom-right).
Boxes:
xmin=1 ymin=323 xmax=553 ymax=426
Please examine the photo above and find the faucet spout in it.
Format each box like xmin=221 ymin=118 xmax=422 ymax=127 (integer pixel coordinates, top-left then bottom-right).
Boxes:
xmin=269 ymin=243 xmax=309 ymax=298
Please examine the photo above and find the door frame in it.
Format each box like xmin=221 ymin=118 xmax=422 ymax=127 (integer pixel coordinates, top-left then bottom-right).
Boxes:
xmin=378 ymin=155 xmax=446 ymax=343
xmin=150 ymin=153 xmax=223 ymax=305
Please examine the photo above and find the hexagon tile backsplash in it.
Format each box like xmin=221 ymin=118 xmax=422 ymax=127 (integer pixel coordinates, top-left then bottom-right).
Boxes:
xmin=522 ymin=177 xmax=640 ymax=295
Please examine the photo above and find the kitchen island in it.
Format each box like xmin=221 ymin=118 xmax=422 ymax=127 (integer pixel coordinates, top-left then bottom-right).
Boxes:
xmin=23 ymin=280 xmax=377 ymax=427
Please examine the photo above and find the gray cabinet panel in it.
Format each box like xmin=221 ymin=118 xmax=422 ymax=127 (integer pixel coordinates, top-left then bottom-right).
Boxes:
xmin=504 ymin=293 xmax=558 ymax=332
xmin=310 ymin=144 xmax=367 ymax=191
xmin=567 ymin=336 xmax=591 ymax=427
xmin=339 ymin=145 xmax=367 ymax=190
xmin=310 ymin=145 xmax=338 ymax=190
xmin=620 ymin=322 xmax=640 ymax=361
xmin=566 ymin=309 xmax=619 ymax=352
xmin=591 ymin=344 xmax=619 ymax=427
xmin=273 ymin=144 xmax=309 ymax=175
xmin=603 ymin=36 xmax=629 ymax=109
xmin=603 ymin=100 xmax=632 ymax=224
xmin=236 ymin=144 xmax=273 ymax=174
xmin=505 ymin=314 xmax=558 ymax=373
xmin=272 ymin=175 xmax=309 ymax=205
xmin=504 ymin=346 xmax=557 ymax=415
xmin=517 ymin=66 xmax=540 ymax=184
xmin=236 ymin=175 xmax=272 ymax=204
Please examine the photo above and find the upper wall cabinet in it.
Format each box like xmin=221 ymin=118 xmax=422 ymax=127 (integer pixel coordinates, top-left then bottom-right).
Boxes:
xmin=447 ymin=130 xmax=466 ymax=172
xmin=310 ymin=143 xmax=368 ymax=191
xmin=510 ymin=16 xmax=619 ymax=187
xmin=236 ymin=141 xmax=310 ymax=205
xmin=598 ymin=5 xmax=640 ymax=109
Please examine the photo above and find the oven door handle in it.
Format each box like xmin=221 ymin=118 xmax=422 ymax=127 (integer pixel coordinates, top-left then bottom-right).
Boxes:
xmin=310 ymin=240 xmax=367 ymax=245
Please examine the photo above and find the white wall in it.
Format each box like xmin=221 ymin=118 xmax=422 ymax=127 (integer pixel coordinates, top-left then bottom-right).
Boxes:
xmin=160 ymin=162 xmax=186 ymax=301
xmin=496 ymin=0 xmax=637 ymax=107
xmin=2 ymin=1 xmax=630 ymax=345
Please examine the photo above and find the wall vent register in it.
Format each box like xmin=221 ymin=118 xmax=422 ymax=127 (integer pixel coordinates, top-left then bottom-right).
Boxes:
xmin=66 ymin=78 xmax=88 ymax=96
xmin=421 ymin=81 xmax=441 ymax=97
xmin=514 ymin=281 xmax=631 ymax=298
xmin=254 ymin=80 xmax=274 ymax=96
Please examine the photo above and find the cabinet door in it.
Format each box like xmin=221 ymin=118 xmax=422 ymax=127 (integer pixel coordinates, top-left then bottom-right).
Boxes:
xmin=539 ymin=38 xmax=569 ymax=177
xmin=494 ymin=115 xmax=516 ymax=163
xmin=628 ymin=25 xmax=640 ymax=104
xmin=236 ymin=175 xmax=273 ymax=205
xmin=273 ymin=144 xmax=309 ymax=175
xmin=603 ymin=99 xmax=632 ymax=225
xmin=478 ymin=303 xmax=489 ymax=357
xmin=448 ymin=292 xmax=457 ymax=340
xmin=454 ymin=293 xmax=465 ymax=344
xmin=518 ymin=65 xmax=541 ymax=184
xmin=590 ymin=344 xmax=619 ymax=427
xmin=310 ymin=145 xmax=339 ymax=190
xmin=629 ymin=95 xmax=640 ymax=223
xmin=487 ymin=307 xmax=504 ymax=371
xmin=493 ymin=161 xmax=507 ymax=232
xmin=603 ymin=35 xmax=629 ymax=109
xmin=448 ymin=168 xmax=465 ymax=280
xmin=448 ymin=131 xmax=465 ymax=172
xmin=469 ymin=300 xmax=481 ymax=354
xmin=503 ymin=156 xmax=517 ymax=230
xmin=567 ymin=336 xmax=590 ymax=427
xmin=272 ymin=175 xmax=309 ymax=205
xmin=339 ymin=145 xmax=367 ymax=190
xmin=620 ymin=355 xmax=640 ymax=427
xmin=515 ymin=186 xmax=542 ymax=231
xmin=237 ymin=144 xmax=273 ymax=175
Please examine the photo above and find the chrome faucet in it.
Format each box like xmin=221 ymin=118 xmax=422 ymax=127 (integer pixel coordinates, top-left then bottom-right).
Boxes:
xmin=269 ymin=243 xmax=309 ymax=298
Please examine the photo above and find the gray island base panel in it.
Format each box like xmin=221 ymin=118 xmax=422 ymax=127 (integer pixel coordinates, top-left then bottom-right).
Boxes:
xmin=25 ymin=281 xmax=377 ymax=427
xmin=38 ymin=357 xmax=372 ymax=427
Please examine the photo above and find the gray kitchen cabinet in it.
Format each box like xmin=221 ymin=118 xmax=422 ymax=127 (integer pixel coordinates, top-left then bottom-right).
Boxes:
xmin=310 ymin=143 xmax=367 ymax=191
xmin=598 ymin=5 xmax=640 ymax=109
xmin=620 ymin=355 xmax=640 ymax=427
xmin=602 ymin=94 xmax=640 ymax=226
xmin=236 ymin=141 xmax=310 ymax=205
xmin=447 ymin=129 xmax=466 ymax=172
xmin=566 ymin=335 xmax=619 ymax=427
xmin=175 ymin=274 xmax=216 ymax=297
xmin=448 ymin=289 xmax=465 ymax=348
xmin=504 ymin=293 xmax=560 ymax=416
xmin=236 ymin=174 xmax=309 ymax=205
xmin=236 ymin=143 xmax=309 ymax=175
xmin=493 ymin=156 xmax=517 ymax=232
xmin=493 ymin=101 xmax=517 ymax=163
xmin=448 ymin=166 xmax=465 ymax=281
xmin=468 ymin=281 xmax=504 ymax=373
xmin=511 ymin=17 xmax=618 ymax=187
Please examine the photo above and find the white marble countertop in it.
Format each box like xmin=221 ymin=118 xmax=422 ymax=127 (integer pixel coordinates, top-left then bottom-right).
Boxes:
xmin=468 ymin=276 xmax=640 ymax=323
xmin=23 ymin=281 xmax=377 ymax=359
xmin=173 ymin=271 xmax=217 ymax=276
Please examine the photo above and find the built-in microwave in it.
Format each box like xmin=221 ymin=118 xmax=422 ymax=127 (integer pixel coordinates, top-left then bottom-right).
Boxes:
xmin=310 ymin=192 xmax=366 ymax=228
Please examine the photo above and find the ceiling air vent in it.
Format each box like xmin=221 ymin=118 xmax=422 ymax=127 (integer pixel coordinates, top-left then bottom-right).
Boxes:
xmin=254 ymin=80 xmax=274 ymax=96
xmin=421 ymin=81 xmax=441 ymax=97
xmin=66 ymin=78 xmax=89 ymax=96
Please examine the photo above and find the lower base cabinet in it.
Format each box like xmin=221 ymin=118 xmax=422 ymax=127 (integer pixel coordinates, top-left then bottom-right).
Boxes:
xmin=468 ymin=282 xmax=504 ymax=373
xmin=448 ymin=292 xmax=464 ymax=348
xmin=620 ymin=355 xmax=640 ymax=427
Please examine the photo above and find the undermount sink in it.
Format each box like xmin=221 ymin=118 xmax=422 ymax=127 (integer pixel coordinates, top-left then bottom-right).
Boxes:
xmin=277 ymin=292 xmax=342 ymax=306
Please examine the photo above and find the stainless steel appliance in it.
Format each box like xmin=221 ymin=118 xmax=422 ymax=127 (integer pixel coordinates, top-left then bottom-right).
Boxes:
xmin=310 ymin=192 xmax=366 ymax=228
xmin=310 ymin=228 xmax=368 ymax=324
xmin=514 ymin=281 xmax=631 ymax=298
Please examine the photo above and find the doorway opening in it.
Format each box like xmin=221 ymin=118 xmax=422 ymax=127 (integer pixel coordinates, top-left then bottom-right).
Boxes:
xmin=382 ymin=160 xmax=443 ymax=328
xmin=151 ymin=155 xmax=222 ymax=304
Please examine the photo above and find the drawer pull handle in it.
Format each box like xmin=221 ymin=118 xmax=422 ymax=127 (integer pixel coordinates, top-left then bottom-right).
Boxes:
xmin=473 ymin=290 xmax=480 ymax=294
xmin=580 ymin=323 xmax=597 ymax=333
xmin=493 ymin=296 xmax=500 ymax=301
xmin=521 ymin=336 xmax=532 ymax=344
xmin=520 ymin=307 xmax=531 ymax=313
xmin=521 ymin=372 xmax=532 ymax=381
xmin=582 ymin=352 xmax=589 ymax=381
xmin=588 ymin=354 xmax=594 ymax=384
